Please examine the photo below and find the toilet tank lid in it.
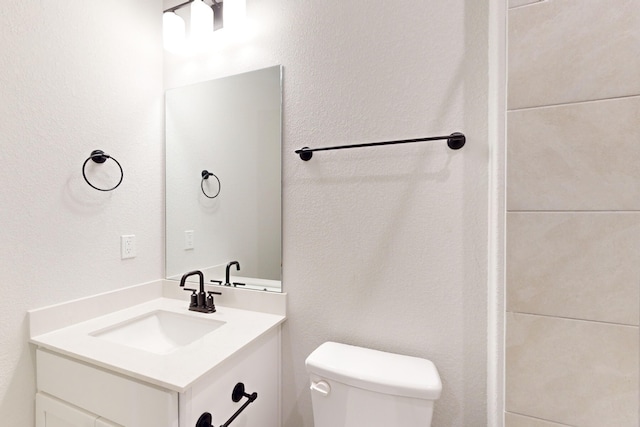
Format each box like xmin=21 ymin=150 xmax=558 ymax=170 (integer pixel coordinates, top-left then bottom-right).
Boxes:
xmin=305 ymin=342 xmax=442 ymax=400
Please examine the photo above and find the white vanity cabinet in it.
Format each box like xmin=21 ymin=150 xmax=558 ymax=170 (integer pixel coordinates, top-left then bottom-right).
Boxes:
xmin=36 ymin=393 xmax=122 ymax=427
xmin=30 ymin=283 xmax=286 ymax=427
xmin=35 ymin=327 xmax=281 ymax=427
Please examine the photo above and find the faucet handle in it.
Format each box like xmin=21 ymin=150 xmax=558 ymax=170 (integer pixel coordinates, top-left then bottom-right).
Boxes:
xmin=183 ymin=288 xmax=198 ymax=307
xmin=232 ymin=282 xmax=246 ymax=287
xmin=210 ymin=279 xmax=223 ymax=286
xmin=206 ymin=291 xmax=222 ymax=312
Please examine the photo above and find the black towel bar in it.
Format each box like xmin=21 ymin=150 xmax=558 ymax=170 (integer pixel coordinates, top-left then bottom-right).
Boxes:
xmin=295 ymin=132 xmax=465 ymax=161
xmin=195 ymin=383 xmax=258 ymax=427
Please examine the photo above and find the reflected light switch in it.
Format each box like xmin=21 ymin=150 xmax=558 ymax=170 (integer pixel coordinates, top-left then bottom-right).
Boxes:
xmin=185 ymin=230 xmax=194 ymax=250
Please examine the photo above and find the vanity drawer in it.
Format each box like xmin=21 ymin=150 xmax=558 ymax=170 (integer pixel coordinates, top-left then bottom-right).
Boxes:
xmin=36 ymin=349 xmax=178 ymax=427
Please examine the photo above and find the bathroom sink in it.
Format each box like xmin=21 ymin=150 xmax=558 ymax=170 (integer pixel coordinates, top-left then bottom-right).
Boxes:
xmin=90 ymin=310 xmax=225 ymax=354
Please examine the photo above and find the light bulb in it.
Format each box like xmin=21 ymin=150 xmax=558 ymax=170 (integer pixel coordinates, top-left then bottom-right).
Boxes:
xmin=190 ymin=0 xmax=214 ymax=41
xmin=223 ymin=0 xmax=247 ymax=29
xmin=163 ymin=12 xmax=186 ymax=52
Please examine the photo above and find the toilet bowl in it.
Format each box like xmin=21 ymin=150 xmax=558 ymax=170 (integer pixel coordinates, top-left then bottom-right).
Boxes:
xmin=305 ymin=342 xmax=442 ymax=427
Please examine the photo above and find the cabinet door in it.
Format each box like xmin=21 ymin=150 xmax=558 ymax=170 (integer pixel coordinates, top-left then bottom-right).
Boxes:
xmin=184 ymin=329 xmax=281 ymax=427
xmin=38 ymin=349 xmax=179 ymax=427
xmin=36 ymin=393 xmax=97 ymax=427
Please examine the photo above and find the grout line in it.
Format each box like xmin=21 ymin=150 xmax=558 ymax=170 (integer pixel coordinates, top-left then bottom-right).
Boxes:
xmin=506 ymin=210 xmax=640 ymax=213
xmin=505 ymin=311 xmax=639 ymax=328
xmin=507 ymin=93 xmax=640 ymax=113
xmin=505 ymin=411 xmax=572 ymax=427
xmin=508 ymin=0 xmax=548 ymax=11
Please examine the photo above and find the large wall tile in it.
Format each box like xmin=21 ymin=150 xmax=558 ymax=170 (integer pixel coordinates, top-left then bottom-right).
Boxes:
xmin=505 ymin=412 xmax=570 ymax=427
xmin=507 ymin=212 xmax=640 ymax=325
xmin=507 ymin=96 xmax=640 ymax=211
xmin=508 ymin=0 xmax=640 ymax=109
xmin=506 ymin=313 xmax=639 ymax=426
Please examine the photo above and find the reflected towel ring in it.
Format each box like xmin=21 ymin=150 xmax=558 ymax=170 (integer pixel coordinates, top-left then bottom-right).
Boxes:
xmin=82 ymin=150 xmax=124 ymax=192
xmin=201 ymin=170 xmax=221 ymax=199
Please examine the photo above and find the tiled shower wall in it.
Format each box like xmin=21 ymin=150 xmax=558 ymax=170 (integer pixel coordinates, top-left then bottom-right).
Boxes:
xmin=505 ymin=1 xmax=640 ymax=426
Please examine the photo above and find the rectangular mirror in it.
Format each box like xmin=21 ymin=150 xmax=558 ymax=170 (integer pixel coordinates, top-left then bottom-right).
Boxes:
xmin=165 ymin=66 xmax=282 ymax=292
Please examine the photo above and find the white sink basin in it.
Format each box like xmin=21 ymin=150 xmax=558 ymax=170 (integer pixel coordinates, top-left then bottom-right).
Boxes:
xmin=90 ymin=310 xmax=225 ymax=354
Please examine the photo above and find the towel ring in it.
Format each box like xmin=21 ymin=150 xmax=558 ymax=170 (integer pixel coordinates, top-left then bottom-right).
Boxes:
xmin=201 ymin=170 xmax=221 ymax=199
xmin=82 ymin=150 xmax=123 ymax=192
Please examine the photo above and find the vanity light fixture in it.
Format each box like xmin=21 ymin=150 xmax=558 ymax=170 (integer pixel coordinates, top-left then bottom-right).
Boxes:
xmin=163 ymin=10 xmax=186 ymax=52
xmin=163 ymin=0 xmax=227 ymax=51
xmin=211 ymin=1 xmax=224 ymax=30
xmin=190 ymin=0 xmax=214 ymax=42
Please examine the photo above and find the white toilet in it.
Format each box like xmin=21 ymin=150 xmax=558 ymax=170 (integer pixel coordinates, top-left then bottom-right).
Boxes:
xmin=305 ymin=342 xmax=442 ymax=426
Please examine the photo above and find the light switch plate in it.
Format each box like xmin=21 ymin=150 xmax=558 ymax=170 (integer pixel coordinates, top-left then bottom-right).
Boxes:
xmin=185 ymin=230 xmax=194 ymax=250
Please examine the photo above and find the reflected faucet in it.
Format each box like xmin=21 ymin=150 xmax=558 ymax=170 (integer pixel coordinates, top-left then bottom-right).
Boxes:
xmin=225 ymin=261 xmax=240 ymax=286
xmin=180 ymin=270 xmax=221 ymax=313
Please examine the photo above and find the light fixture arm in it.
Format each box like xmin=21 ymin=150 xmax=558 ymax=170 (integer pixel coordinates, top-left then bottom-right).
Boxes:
xmin=210 ymin=0 xmax=224 ymax=30
xmin=163 ymin=0 xmax=195 ymax=13
xmin=163 ymin=0 xmax=222 ymax=30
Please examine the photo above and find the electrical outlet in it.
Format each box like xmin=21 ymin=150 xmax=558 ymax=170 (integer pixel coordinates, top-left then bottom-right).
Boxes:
xmin=185 ymin=230 xmax=194 ymax=250
xmin=121 ymin=235 xmax=136 ymax=259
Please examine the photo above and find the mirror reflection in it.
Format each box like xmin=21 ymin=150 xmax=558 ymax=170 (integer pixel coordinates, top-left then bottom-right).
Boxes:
xmin=165 ymin=66 xmax=282 ymax=292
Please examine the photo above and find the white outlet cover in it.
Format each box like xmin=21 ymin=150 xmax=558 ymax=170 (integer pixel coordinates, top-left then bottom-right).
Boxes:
xmin=121 ymin=235 xmax=136 ymax=259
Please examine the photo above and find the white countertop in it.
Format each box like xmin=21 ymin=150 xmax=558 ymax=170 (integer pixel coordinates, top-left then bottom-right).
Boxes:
xmin=30 ymin=285 xmax=286 ymax=393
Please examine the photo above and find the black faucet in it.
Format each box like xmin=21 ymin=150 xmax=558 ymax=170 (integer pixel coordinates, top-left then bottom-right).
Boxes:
xmin=224 ymin=261 xmax=240 ymax=286
xmin=180 ymin=270 xmax=221 ymax=313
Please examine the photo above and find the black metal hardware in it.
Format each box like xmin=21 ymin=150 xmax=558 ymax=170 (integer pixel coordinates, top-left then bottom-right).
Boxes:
xmin=223 ymin=383 xmax=257 ymax=427
xmin=211 ymin=277 xmax=246 ymax=289
xmin=163 ymin=0 xmax=194 ymax=13
xmin=231 ymin=382 xmax=255 ymax=403
xmin=183 ymin=288 xmax=198 ymax=308
xmin=295 ymin=132 xmax=466 ymax=161
xmin=82 ymin=150 xmax=124 ymax=191
xmin=211 ymin=1 xmax=224 ymax=30
xmin=211 ymin=279 xmax=244 ymax=289
xmin=224 ymin=261 xmax=240 ymax=286
xmin=196 ymin=413 xmax=213 ymax=427
xmin=180 ymin=270 xmax=220 ymax=313
xmin=195 ymin=383 xmax=258 ymax=427
xmin=164 ymin=0 xmax=224 ymax=31
xmin=206 ymin=291 xmax=222 ymax=312
xmin=201 ymin=170 xmax=221 ymax=199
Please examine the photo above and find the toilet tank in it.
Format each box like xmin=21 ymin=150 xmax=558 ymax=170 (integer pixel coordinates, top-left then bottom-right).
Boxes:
xmin=305 ymin=342 xmax=442 ymax=427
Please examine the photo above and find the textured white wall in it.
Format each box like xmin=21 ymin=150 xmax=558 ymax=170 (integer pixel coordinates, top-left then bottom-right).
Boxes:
xmin=0 ymin=1 xmax=164 ymax=425
xmin=0 ymin=0 xmax=491 ymax=425
xmin=166 ymin=1 xmax=490 ymax=426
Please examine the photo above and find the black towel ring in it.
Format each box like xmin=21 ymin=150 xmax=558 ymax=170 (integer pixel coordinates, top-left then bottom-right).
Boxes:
xmin=82 ymin=150 xmax=124 ymax=192
xmin=201 ymin=170 xmax=221 ymax=199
